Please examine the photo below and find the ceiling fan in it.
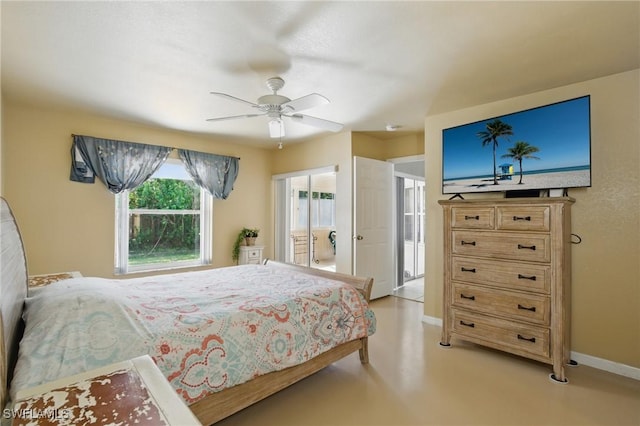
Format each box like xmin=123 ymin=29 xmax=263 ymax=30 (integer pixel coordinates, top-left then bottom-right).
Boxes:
xmin=207 ymin=76 xmax=343 ymax=138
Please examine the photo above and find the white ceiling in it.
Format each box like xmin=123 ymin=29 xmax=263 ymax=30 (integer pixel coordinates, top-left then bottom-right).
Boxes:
xmin=2 ymin=1 xmax=638 ymax=147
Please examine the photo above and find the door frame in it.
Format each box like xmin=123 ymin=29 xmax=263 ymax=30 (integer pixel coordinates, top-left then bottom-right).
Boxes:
xmin=388 ymin=155 xmax=426 ymax=288
xmin=273 ymin=165 xmax=338 ymax=266
xmin=396 ymin=174 xmax=426 ymax=285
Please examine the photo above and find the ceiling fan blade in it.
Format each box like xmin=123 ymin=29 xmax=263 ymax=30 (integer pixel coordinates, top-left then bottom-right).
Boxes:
xmin=268 ymin=119 xmax=285 ymax=138
xmin=282 ymin=93 xmax=329 ymax=112
xmin=210 ymin=92 xmax=259 ymax=108
xmin=206 ymin=113 xmax=264 ymax=122
xmin=288 ymin=113 xmax=343 ymax=132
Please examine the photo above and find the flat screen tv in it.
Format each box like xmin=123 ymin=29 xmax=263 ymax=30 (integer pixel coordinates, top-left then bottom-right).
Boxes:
xmin=442 ymin=95 xmax=591 ymax=195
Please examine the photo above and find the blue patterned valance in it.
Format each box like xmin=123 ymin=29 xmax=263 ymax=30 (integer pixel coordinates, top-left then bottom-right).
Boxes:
xmin=70 ymin=135 xmax=239 ymax=199
xmin=178 ymin=149 xmax=239 ymax=200
xmin=70 ymin=135 xmax=171 ymax=194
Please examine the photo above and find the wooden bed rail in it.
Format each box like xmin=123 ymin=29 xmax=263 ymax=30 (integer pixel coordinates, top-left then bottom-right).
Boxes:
xmin=263 ymin=259 xmax=374 ymax=302
xmin=190 ymin=338 xmax=366 ymax=425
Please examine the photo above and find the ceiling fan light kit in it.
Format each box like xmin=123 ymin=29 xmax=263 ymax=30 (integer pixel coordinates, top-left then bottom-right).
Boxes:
xmin=207 ymin=76 xmax=343 ymax=144
xmin=268 ymin=118 xmax=284 ymax=139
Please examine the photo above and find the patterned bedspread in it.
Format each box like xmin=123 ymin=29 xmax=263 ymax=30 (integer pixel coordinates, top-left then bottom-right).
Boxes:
xmin=10 ymin=264 xmax=376 ymax=405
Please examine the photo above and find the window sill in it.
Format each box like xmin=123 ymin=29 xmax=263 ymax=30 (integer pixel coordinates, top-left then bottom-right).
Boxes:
xmin=115 ymin=260 xmax=212 ymax=276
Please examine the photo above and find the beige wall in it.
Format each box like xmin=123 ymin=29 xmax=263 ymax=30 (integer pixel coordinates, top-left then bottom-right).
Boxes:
xmin=352 ymin=132 xmax=425 ymax=160
xmin=425 ymin=69 xmax=640 ymax=368
xmin=352 ymin=133 xmax=388 ymax=160
xmin=385 ymin=132 xmax=425 ymax=159
xmin=2 ymin=101 xmax=272 ymax=277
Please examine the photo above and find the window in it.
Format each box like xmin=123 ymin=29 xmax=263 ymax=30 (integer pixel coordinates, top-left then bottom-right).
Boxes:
xmin=115 ymin=159 xmax=212 ymax=274
xmin=297 ymin=191 xmax=335 ymax=228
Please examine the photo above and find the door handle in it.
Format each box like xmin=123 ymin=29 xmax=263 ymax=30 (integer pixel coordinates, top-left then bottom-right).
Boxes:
xmin=353 ymin=234 xmax=364 ymax=240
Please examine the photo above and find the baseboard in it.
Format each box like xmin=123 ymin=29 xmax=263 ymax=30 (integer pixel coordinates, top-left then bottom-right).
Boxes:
xmin=422 ymin=315 xmax=442 ymax=327
xmin=570 ymin=351 xmax=640 ymax=380
xmin=422 ymin=315 xmax=639 ymax=380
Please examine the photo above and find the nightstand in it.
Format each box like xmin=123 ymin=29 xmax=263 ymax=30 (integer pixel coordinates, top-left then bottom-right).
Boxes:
xmin=238 ymin=245 xmax=264 ymax=265
xmin=12 ymin=355 xmax=201 ymax=425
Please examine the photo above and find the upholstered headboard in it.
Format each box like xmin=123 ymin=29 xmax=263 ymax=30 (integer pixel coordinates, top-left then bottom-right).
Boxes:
xmin=0 ymin=198 xmax=28 ymax=409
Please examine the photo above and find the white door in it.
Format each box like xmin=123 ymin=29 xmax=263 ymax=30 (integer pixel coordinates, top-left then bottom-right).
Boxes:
xmin=353 ymin=156 xmax=394 ymax=299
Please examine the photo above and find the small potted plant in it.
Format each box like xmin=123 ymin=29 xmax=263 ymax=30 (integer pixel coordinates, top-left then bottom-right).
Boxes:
xmin=243 ymin=228 xmax=259 ymax=246
xmin=232 ymin=228 xmax=260 ymax=263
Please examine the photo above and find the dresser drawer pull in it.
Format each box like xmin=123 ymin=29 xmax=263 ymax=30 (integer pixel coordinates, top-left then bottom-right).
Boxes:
xmin=517 ymin=304 xmax=536 ymax=312
xmin=461 ymin=267 xmax=476 ymax=273
xmin=460 ymin=294 xmax=476 ymax=301
xmin=460 ymin=321 xmax=475 ymax=328
xmin=517 ymin=334 xmax=536 ymax=343
xmin=517 ymin=273 xmax=537 ymax=281
xmin=517 ymin=244 xmax=536 ymax=251
xmin=464 ymin=215 xmax=480 ymax=220
xmin=461 ymin=240 xmax=476 ymax=246
xmin=512 ymin=215 xmax=532 ymax=221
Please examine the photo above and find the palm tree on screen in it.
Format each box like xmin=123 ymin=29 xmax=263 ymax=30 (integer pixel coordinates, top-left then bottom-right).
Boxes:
xmin=477 ymin=119 xmax=513 ymax=185
xmin=501 ymin=141 xmax=540 ymax=184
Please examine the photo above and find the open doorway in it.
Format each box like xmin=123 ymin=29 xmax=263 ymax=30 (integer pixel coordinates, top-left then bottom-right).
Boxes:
xmin=392 ymin=157 xmax=425 ymax=302
xmin=399 ymin=177 xmax=425 ymax=282
xmin=274 ymin=168 xmax=337 ymax=272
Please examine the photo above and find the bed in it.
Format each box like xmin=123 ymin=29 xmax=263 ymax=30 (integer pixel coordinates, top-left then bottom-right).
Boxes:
xmin=0 ymin=197 xmax=375 ymax=425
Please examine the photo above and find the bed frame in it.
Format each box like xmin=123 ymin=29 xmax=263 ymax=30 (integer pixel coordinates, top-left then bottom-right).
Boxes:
xmin=0 ymin=197 xmax=373 ymax=425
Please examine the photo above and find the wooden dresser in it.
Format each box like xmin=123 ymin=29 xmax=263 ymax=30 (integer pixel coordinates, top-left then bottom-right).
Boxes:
xmin=438 ymin=197 xmax=574 ymax=382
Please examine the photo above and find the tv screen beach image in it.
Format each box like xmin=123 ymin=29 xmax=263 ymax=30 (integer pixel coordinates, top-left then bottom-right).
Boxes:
xmin=442 ymin=96 xmax=591 ymax=194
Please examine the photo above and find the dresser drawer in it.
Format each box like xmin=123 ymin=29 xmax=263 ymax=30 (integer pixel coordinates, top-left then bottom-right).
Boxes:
xmin=452 ymin=231 xmax=551 ymax=263
xmin=239 ymin=246 xmax=264 ymax=265
xmin=453 ymin=283 xmax=550 ymax=325
xmin=497 ymin=206 xmax=550 ymax=231
xmin=451 ymin=207 xmax=495 ymax=229
xmin=452 ymin=310 xmax=550 ymax=359
xmin=246 ymin=249 xmax=261 ymax=259
xmin=451 ymin=257 xmax=550 ymax=294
